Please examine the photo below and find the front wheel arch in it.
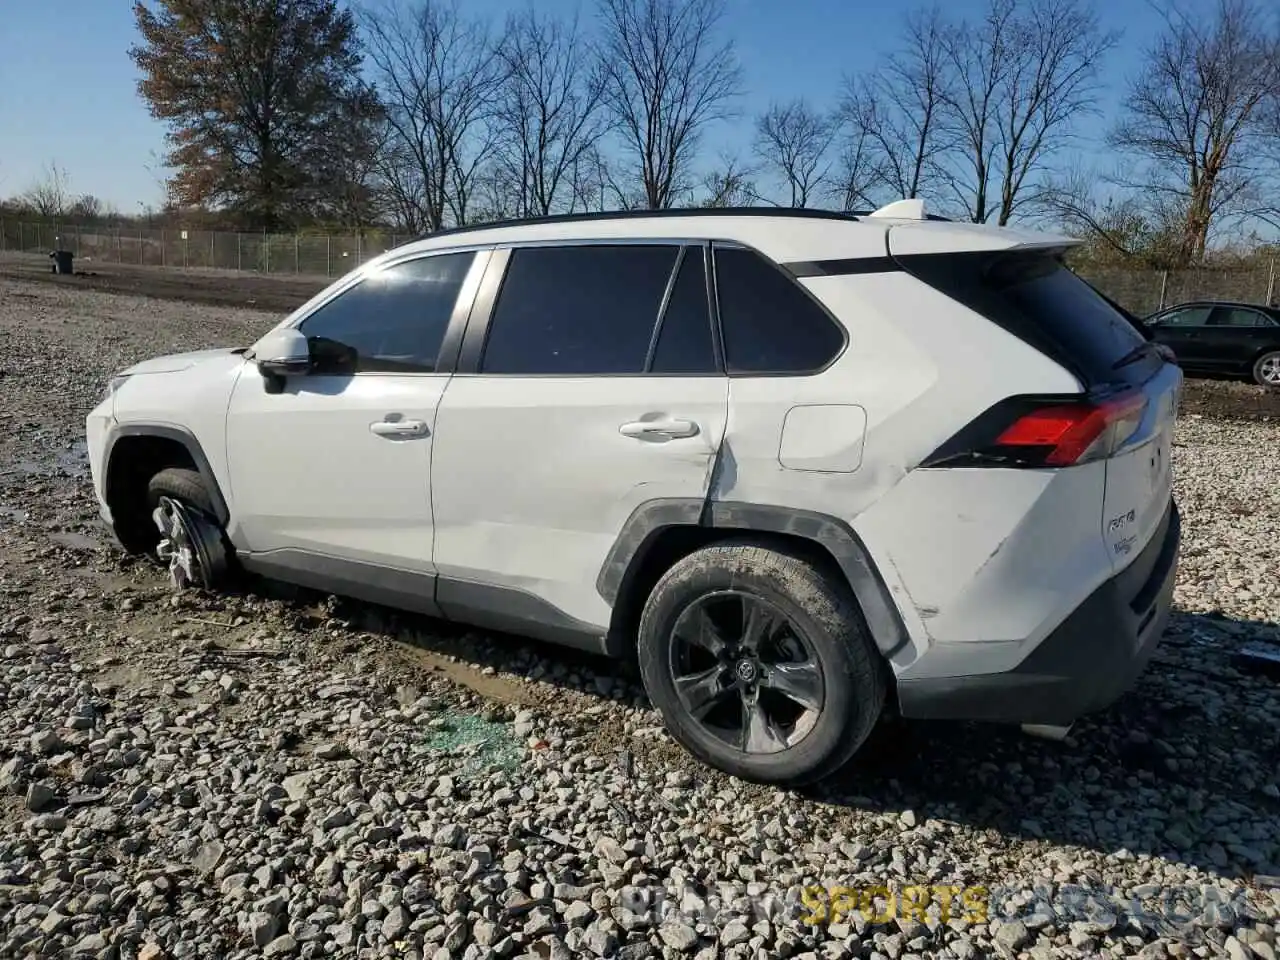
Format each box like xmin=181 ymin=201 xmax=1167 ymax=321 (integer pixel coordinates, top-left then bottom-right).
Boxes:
xmin=147 ymin=467 xmax=233 ymax=590
xmin=104 ymin=425 xmax=231 ymax=552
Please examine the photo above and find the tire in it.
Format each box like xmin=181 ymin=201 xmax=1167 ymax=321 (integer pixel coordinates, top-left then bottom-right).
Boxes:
xmin=146 ymin=467 xmax=231 ymax=590
xmin=1252 ymin=350 xmax=1280 ymax=388
xmin=637 ymin=541 xmax=886 ymax=786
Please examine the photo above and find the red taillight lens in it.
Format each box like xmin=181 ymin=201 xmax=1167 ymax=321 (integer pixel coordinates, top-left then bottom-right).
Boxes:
xmin=995 ymin=391 xmax=1146 ymax=466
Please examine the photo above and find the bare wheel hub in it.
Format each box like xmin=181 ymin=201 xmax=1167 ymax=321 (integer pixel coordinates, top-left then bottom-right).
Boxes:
xmin=152 ymin=496 xmax=224 ymax=590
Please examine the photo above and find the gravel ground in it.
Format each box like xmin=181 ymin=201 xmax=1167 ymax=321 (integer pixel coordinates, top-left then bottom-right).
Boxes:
xmin=0 ymin=276 xmax=1278 ymax=960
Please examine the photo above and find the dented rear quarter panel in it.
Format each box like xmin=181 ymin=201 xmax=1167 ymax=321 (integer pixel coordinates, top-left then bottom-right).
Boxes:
xmin=713 ymin=270 xmax=1090 ymax=670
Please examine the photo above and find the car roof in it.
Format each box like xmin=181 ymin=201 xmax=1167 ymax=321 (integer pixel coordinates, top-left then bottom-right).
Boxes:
xmin=391 ymin=208 xmax=886 ymax=264
xmin=369 ymin=203 xmax=1079 ymax=269
xmin=1157 ymin=299 xmax=1279 ymax=313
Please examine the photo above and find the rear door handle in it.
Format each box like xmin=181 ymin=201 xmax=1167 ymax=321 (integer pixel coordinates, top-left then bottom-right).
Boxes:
xmin=370 ymin=419 xmax=428 ymax=438
xmin=619 ymin=417 xmax=700 ymax=439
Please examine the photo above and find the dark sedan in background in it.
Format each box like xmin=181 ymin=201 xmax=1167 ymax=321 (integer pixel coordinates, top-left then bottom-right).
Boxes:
xmin=1143 ymin=300 xmax=1280 ymax=387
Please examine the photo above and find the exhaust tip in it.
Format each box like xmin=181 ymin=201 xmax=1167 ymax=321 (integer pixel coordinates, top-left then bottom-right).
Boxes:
xmin=1021 ymin=723 xmax=1073 ymax=742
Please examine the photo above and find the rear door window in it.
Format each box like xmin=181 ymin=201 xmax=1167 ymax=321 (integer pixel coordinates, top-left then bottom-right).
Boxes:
xmin=481 ymin=244 xmax=680 ymax=375
xmin=649 ymin=247 xmax=718 ymax=374
xmin=1211 ymin=307 xmax=1276 ymax=328
xmin=899 ymin=251 xmax=1159 ymax=387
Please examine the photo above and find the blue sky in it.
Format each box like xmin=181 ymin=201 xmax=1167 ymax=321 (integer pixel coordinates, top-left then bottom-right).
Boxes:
xmin=0 ymin=0 xmax=1174 ymax=212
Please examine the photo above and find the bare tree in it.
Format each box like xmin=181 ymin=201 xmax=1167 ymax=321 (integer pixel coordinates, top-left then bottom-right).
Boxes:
xmin=597 ymin=0 xmax=742 ymax=209
xmin=318 ymin=89 xmax=389 ymax=231
xmin=839 ymin=7 xmax=953 ymax=203
xmin=1043 ymin=165 xmax=1197 ymax=268
xmin=938 ymin=0 xmax=1115 ymax=224
xmin=1109 ymin=0 xmax=1280 ymax=264
xmin=377 ymin=135 xmax=432 ymax=234
xmin=569 ymin=148 xmax=608 ymax=213
xmin=567 ymin=146 xmax=645 ymax=212
xmin=698 ymin=151 xmax=759 ymax=208
xmin=22 ymin=161 xmax=72 ymax=217
xmin=993 ymin=0 xmax=1117 ymax=225
xmin=753 ymin=99 xmax=836 ymax=208
xmin=68 ymin=194 xmax=104 ymax=220
xmin=935 ymin=0 xmax=1015 ymax=223
xmin=469 ymin=163 xmax=521 ymax=223
xmin=831 ymin=123 xmax=878 ymax=211
xmin=495 ymin=8 xmax=608 ymax=217
xmin=362 ymin=0 xmax=504 ymax=231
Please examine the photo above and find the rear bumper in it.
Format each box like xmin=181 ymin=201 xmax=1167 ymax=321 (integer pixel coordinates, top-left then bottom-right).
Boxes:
xmin=896 ymin=496 xmax=1180 ymax=725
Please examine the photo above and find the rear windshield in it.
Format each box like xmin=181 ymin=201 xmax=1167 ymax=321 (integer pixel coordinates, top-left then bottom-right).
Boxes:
xmin=898 ymin=250 xmax=1159 ymax=387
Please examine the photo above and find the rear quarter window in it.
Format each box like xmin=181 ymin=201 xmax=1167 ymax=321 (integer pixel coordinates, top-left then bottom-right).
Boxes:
xmin=714 ymin=245 xmax=846 ymax=374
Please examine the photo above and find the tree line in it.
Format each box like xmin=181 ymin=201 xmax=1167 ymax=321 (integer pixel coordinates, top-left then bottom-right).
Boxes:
xmin=6 ymin=0 xmax=1280 ymax=270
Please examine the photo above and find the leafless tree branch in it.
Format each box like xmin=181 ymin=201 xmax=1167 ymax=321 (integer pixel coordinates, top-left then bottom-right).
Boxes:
xmin=494 ymin=7 xmax=609 ymax=217
xmin=753 ymin=99 xmax=836 ymax=208
xmin=838 ymin=7 xmax=954 ymax=205
xmin=596 ymin=0 xmax=742 ymax=209
xmin=361 ymin=0 xmax=504 ymax=231
xmin=696 ymin=150 xmax=760 ymax=207
xmin=936 ymin=0 xmax=1115 ymax=224
xmin=21 ymin=161 xmax=73 ymax=218
xmin=1108 ymin=0 xmax=1280 ymax=264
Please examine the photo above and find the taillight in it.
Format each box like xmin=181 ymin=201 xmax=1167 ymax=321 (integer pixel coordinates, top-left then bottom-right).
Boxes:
xmin=924 ymin=390 xmax=1148 ymax=469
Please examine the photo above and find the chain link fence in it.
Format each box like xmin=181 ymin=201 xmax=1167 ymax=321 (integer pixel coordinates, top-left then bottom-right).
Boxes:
xmin=2 ymin=219 xmax=1277 ymax=313
xmin=1075 ymin=262 xmax=1278 ymax=316
xmin=0 ymin=220 xmax=407 ymax=278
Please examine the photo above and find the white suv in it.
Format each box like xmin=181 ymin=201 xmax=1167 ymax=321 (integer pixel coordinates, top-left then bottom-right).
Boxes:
xmin=85 ymin=201 xmax=1182 ymax=785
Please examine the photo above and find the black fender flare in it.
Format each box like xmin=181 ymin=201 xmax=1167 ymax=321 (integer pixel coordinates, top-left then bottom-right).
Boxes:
xmin=597 ymin=498 xmax=911 ymax=658
xmin=104 ymin=423 xmax=231 ymax=526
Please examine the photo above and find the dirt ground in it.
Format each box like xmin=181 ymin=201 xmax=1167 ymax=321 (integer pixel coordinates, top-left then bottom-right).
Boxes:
xmin=3 ymin=250 xmax=1277 ymax=421
xmin=0 ymin=251 xmax=328 ymax=313
xmin=1177 ymin=378 xmax=1280 ymax=421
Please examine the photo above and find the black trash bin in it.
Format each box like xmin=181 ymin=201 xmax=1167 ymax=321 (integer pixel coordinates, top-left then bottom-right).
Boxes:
xmin=50 ymin=250 xmax=74 ymax=275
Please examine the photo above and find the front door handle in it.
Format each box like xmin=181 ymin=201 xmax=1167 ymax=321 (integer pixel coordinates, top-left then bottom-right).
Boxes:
xmin=370 ymin=418 xmax=428 ymax=439
xmin=619 ymin=417 xmax=700 ymax=439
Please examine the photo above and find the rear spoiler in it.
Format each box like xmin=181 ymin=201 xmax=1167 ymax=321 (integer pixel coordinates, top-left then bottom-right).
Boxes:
xmin=886 ymin=220 xmax=1083 ymax=258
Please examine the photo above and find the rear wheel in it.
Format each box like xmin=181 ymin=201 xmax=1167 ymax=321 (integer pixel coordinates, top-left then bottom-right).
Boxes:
xmin=146 ymin=468 xmax=230 ymax=590
xmin=637 ymin=541 xmax=886 ymax=785
xmin=1253 ymin=350 xmax=1280 ymax=388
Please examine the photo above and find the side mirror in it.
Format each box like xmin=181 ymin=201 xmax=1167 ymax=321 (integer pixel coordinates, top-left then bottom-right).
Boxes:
xmin=251 ymin=328 xmax=310 ymax=378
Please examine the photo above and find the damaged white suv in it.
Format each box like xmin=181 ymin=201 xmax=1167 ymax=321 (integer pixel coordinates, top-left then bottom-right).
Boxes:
xmin=86 ymin=201 xmax=1181 ymax=785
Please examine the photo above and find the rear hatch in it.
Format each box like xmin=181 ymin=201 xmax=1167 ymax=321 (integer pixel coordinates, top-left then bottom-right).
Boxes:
xmin=890 ymin=230 xmax=1180 ymax=573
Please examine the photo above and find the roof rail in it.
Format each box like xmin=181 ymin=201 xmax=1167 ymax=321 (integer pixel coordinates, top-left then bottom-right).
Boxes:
xmin=407 ymin=205 xmax=867 ymax=244
xmin=396 ymin=203 xmax=954 ymax=249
